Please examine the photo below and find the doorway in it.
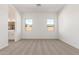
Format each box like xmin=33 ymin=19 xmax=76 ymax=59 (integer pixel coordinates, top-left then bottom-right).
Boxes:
xmin=8 ymin=20 xmax=15 ymax=41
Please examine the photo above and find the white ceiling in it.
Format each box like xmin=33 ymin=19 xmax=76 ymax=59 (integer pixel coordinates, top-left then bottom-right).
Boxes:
xmin=13 ymin=4 xmax=65 ymax=14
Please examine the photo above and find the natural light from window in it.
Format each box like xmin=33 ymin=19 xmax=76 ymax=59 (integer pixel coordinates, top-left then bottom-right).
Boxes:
xmin=25 ymin=19 xmax=32 ymax=32
xmin=47 ymin=19 xmax=55 ymax=32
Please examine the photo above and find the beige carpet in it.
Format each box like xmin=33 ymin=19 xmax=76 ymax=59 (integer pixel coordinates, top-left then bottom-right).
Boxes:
xmin=0 ymin=39 xmax=79 ymax=55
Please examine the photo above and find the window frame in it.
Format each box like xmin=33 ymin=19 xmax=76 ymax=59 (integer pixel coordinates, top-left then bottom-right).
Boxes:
xmin=47 ymin=18 xmax=55 ymax=32
xmin=25 ymin=19 xmax=32 ymax=32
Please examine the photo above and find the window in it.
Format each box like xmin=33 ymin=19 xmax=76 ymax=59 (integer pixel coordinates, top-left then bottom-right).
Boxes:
xmin=47 ymin=19 xmax=55 ymax=32
xmin=25 ymin=19 xmax=32 ymax=32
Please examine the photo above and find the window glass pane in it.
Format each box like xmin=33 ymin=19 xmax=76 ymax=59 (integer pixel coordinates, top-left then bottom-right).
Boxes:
xmin=47 ymin=19 xmax=55 ymax=32
xmin=25 ymin=19 xmax=32 ymax=32
xmin=47 ymin=19 xmax=54 ymax=25
xmin=26 ymin=19 xmax=32 ymax=25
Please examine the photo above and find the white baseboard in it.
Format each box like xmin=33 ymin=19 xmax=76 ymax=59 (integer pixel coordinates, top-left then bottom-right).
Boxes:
xmin=0 ymin=43 xmax=8 ymax=49
xmin=60 ymin=38 xmax=79 ymax=49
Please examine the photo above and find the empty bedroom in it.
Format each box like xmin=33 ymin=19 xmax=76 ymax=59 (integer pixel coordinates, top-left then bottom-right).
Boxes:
xmin=0 ymin=4 xmax=79 ymax=55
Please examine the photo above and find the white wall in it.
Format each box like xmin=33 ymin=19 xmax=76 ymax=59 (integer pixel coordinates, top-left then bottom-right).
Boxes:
xmin=8 ymin=5 xmax=21 ymax=41
xmin=0 ymin=5 xmax=8 ymax=49
xmin=59 ymin=5 xmax=79 ymax=49
xmin=15 ymin=11 xmax=21 ymax=41
xmin=22 ymin=12 xmax=58 ymax=39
